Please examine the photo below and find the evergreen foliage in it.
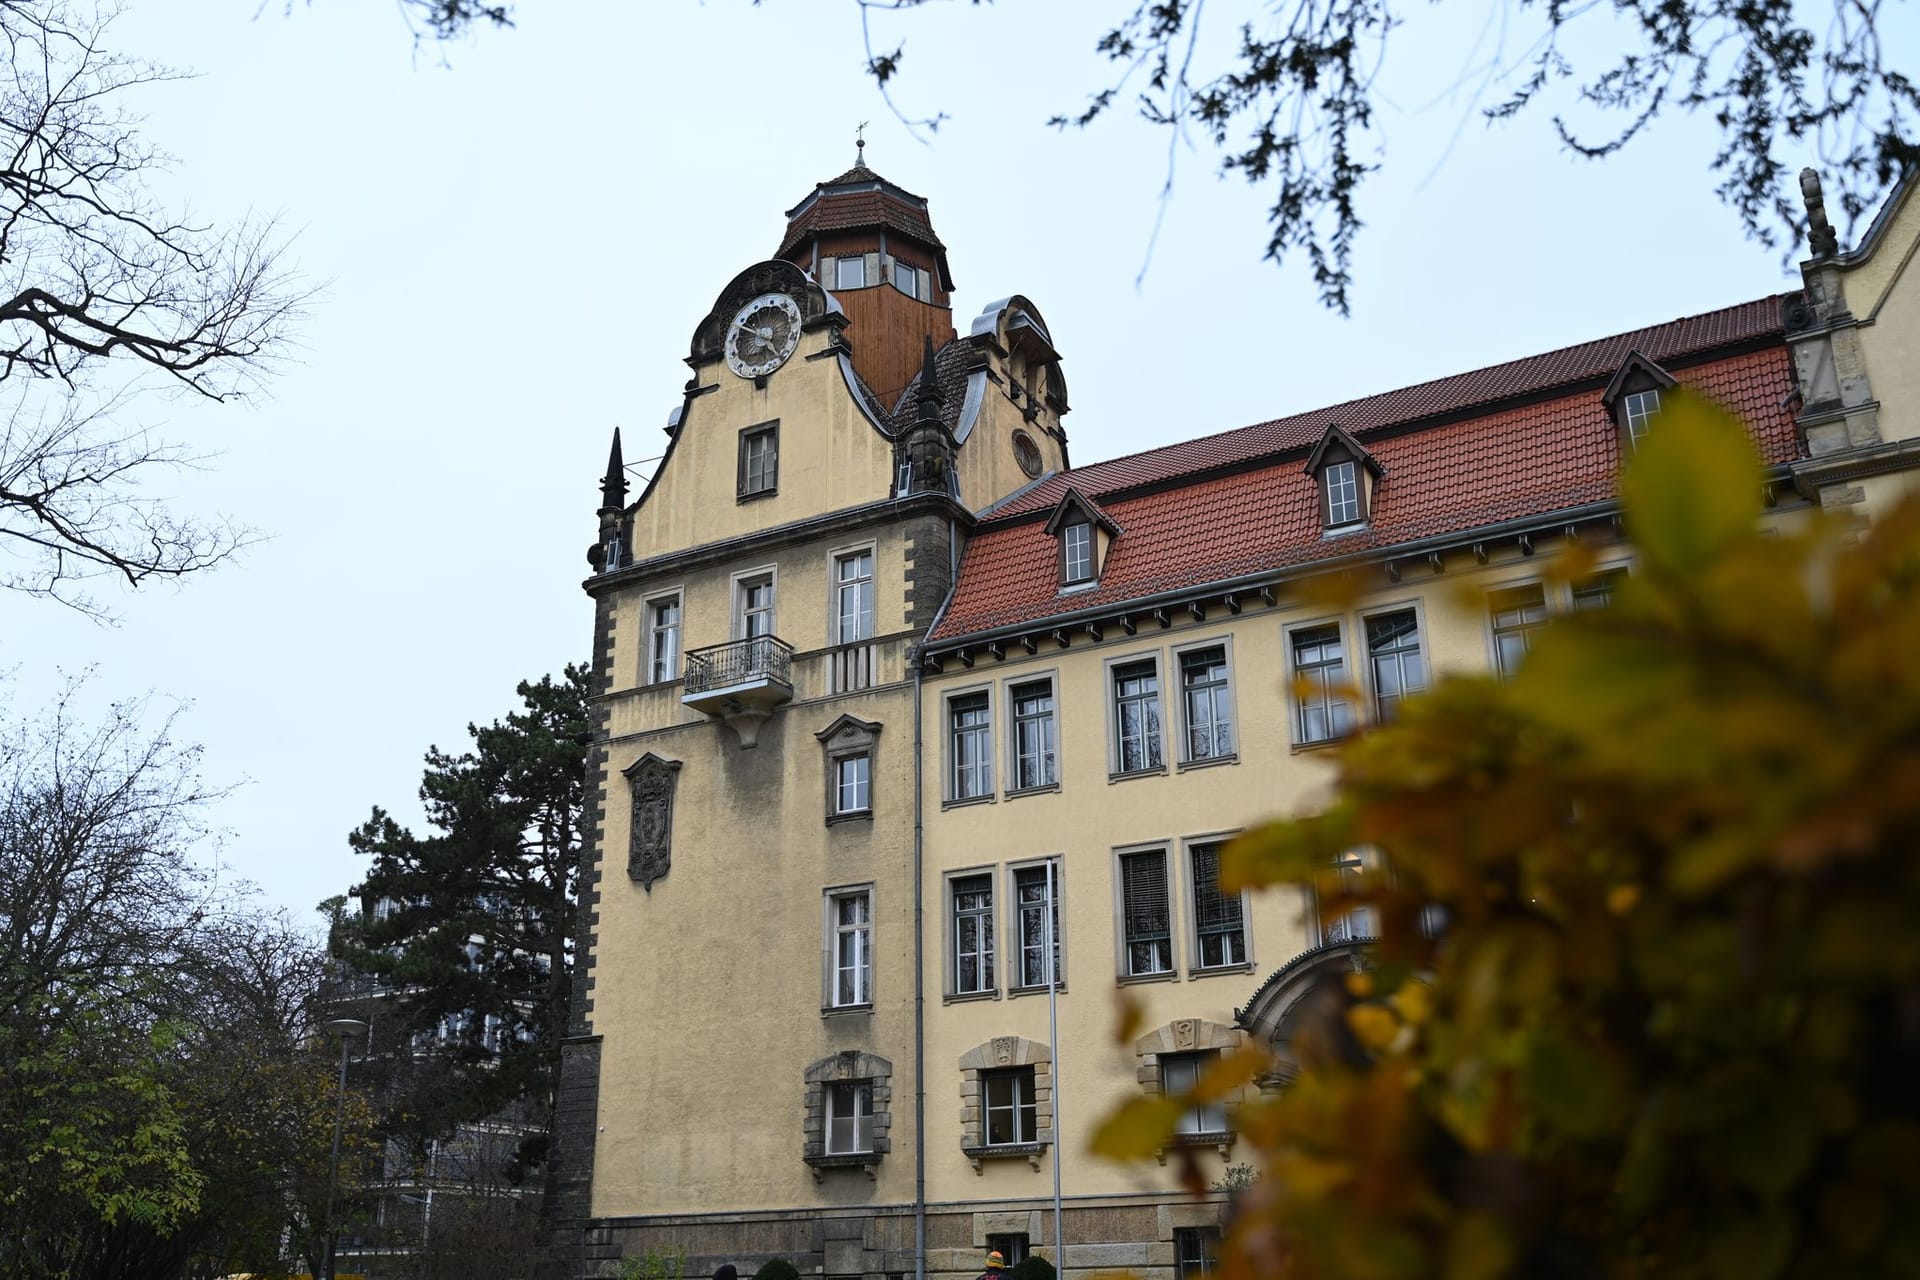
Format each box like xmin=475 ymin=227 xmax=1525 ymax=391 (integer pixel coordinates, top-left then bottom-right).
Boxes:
xmin=1007 ymin=1254 xmax=1057 ymax=1280
xmin=1094 ymin=392 xmax=1920 ymax=1276
xmin=754 ymin=1258 xmax=802 ymax=1280
xmin=331 ymin=665 xmax=589 ymax=1169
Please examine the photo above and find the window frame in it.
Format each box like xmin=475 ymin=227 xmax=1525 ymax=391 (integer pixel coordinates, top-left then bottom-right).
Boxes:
xmin=1322 ymin=457 xmax=1363 ymax=528
xmin=832 ymin=751 xmax=872 ymax=818
xmin=1184 ymin=834 xmax=1252 ymax=974
xmin=824 ymin=1078 xmax=875 ymax=1155
xmin=1175 ymin=1227 xmax=1223 ymax=1280
xmin=1161 ymin=1050 xmax=1229 ymax=1135
xmin=1172 ymin=635 xmax=1238 ymax=767
xmin=1621 ymin=387 xmax=1662 ymax=449
xmin=1319 ymin=848 xmax=1380 ymax=945
xmin=823 ymin=884 xmax=874 ymax=1012
xmin=1359 ymin=602 xmax=1430 ymax=724
xmin=834 ymin=255 xmax=867 ymax=291
xmin=1571 ymin=564 xmax=1631 ymax=611
xmin=641 ymin=587 xmax=683 ymax=687
xmin=830 ymin=542 xmax=877 ymax=645
xmin=1061 ymin=520 xmax=1094 ymax=585
xmin=945 ymin=867 xmax=998 ymax=999
xmin=736 ymin=420 xmax=779 ymax=499
xmin=981 ymin=1066 xmax=1038 ymax=1147
xmin=1106 ymin=651 xmax=1167 ymax=779
xmin=1285 ymin=617 xmax=1355 ymax=748
xmin=944 ymin=685 xmax=995 ymax=804
xmin=1114 ymin=842 xmax=1178 ymax=982
xmin=1004 ymin=672 xmax=1060 ymax=794
xmin=1486 ymin=580 xmax=1550 ymax=679
xmin=1008 ymin=855 xmax=1066 ymax=994
xmin=730 ymin=565 xmax=779 ymax=642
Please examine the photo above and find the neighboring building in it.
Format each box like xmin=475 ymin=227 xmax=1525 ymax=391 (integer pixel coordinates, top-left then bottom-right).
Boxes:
xmin=550 ymin=161 xmax=1920 ymax=1279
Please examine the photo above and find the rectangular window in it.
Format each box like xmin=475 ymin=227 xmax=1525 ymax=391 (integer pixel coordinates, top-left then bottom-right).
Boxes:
xmin=1489 ymin=583 xmax=1548 ymax=678
xmin=1119 ymin=848 xmax=1173 ymax=977
xmin=738 ymin=574 xmax=776 ymax=639
xmin=1161 ymin=1051 xmax=1227 ymax=1134
xmin=1291 ymin=623 xmax=1353 ymax=745
xmin=1010 ymin=679 xmax=1057 ymax=790
xmin=1325 ymin=459 xmax=1361 ymax=526
xmin=646 ymin=594 xmax=681 ymax=685
xmin=833 ymin=753 xmax=871 ymax=816
xmin=950 ymin=872 xmax=995 ymax=995
xmin=835 ymin=255 xmax=867 ymax=290
xmin=738 ymin=423 xmax=778 ymax=497
xmin=1180 ymin=645 xmax=1234 ymax=761
xmin=983 ymin=1067 xmax=1036 ymax=1145
xmin=1112 ymin=658 xmax=1164 ymax=774
xmin=985 ymin=1235 xmax=1030 ymax=1267
xmin=1571 ymin=567 xmax=1628 ymax=611
xmin=891 ymin=260 xmax=928 ymax=298
xmin=1324 ymin=850 xmax=1377 ymax=944
xmin=1622 ymin=388 xmax=1661 ymax=446
xmin=1365 ymin=609 xmax=1427 ymax=722
xmin=834 ymin=549 xmax=875 ymax=643
xmin=1063 ymin=521 xmax=1093 ymax=583
xmin=1189 ymin=841 xmax=1246 ymax=969
xmin=828 ymin=889 xmax=871 ymax=1008
xmin=825 ymin=1080 xmax=874 ymax=1154
xmin=949 ymin=691 xmax=992 ymax=799
xmin=1014 ymin=861 xmax=1062 ymax=989
xmin=1175 ymin=1228 xmax=1221 ymax=1280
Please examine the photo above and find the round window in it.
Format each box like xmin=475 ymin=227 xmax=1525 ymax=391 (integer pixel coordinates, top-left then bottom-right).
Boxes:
xmin=1011 ymin=430 xmax=1043 ymax=479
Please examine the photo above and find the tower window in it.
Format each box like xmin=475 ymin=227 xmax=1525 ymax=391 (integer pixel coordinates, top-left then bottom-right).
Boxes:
xmin=835 ymin=256 xmax=867 ymax=290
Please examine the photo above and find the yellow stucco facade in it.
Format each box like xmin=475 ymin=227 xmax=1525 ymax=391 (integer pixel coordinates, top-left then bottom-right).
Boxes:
xmin=550 ymin=165 xmax=1920 ymax=1280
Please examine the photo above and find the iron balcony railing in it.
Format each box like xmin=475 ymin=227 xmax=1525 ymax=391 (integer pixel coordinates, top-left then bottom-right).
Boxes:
xmin=683 ymin=635 xmax=794 ymax=695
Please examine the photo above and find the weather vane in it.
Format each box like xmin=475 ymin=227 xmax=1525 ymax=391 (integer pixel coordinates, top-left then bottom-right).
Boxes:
xmin=856 ymin=121 xmax=868 ymax=165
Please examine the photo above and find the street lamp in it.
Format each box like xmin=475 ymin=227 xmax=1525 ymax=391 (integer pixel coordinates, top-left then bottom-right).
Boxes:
xmin=321 ymin=1018 xmax=368 ymax=1280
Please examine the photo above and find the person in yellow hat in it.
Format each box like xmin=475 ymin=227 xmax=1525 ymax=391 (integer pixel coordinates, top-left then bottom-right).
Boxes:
xmin=974 ymin=1250 xmax=1006 ymax=1280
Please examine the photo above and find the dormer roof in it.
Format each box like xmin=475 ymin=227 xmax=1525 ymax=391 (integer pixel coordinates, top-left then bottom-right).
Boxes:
xmin=1600 ymin=349 xmax=1678 ymax=408
xmin=1042 ymin=486 xmax=1122 ymax=539
xmin=1302 ymin=424 xmax=1384 ymax=478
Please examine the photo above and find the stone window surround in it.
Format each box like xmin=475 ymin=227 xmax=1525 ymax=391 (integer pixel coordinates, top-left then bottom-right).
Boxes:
xmin=815 ymin=714 xmax=882 ymax=825
xmin=803 ymin=1049 xmax=893 ymax=1180
xmin=1134 ymin=1018 xmax=1245 ymax=1163
xmin=959 ymin=1036 xmax=1052 ymax=1173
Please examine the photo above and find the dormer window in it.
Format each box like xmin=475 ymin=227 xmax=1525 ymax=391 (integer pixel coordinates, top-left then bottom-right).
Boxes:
xmin=1063 ymin=522 xmax=1093 ymax=583
xmin=1602 ymin=351 xmax=1677 ymax=452
xmin=1043 ymin=487 xmax=1122 ymax=592
xmin=1303 ymin=425 xmax=1384 ymax=534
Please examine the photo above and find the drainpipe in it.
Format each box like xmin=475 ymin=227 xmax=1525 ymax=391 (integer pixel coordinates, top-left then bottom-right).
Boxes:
xmin=913 ymin=657 xmax=927 ymax=1280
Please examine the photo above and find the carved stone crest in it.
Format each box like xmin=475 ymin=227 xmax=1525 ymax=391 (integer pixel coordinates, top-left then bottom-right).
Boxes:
xmin=1173 ymin=1018 xmax=1199 ymax=1051
xmin=622 ymin=753 xmax=683 ymax=891
xmin=992 ymin=1036 xmax=1017 ymax=1066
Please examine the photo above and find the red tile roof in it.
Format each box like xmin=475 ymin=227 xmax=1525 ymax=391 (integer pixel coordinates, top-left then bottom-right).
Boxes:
xmin=928 ymin=299 xmax=1798 ymax=646
xmin=777 ymin=165 xmax=947 ymax=261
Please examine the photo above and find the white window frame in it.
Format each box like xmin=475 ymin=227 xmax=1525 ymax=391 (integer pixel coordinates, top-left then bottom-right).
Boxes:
xmin=1161 ymin=1050 xmax=1228 ymax=1135
xmin=1004 ymin=671 xmax=1060 ymax=792
xmin=1621 ymin=388 xmax=1662 ymax=447
xmin=825 ymin=884 xmax=874 ymax=1010
xmin=731 ymin=565 xmax=778 ymax=641
xmin=1008 ymin=855 xmax=1065 ymax=992
xmin=1359 ymin=601 xmax=1429 ymax=724
xmin=1571 ymin=563 xmax=1631 ymax=611
xmin=1114 ymin=842 xmax=1177 ymax=980
xmin=1062 ymin=521 xmax=1094 ymax=584
xmin=1324 ymin=458 xmax=1362 ymax=528
xmin=1172 ymin=635 xmax=1238 ymax=766
xmin=832 ymin=751 xmax=872 ymax=817
xmin=1320 ymin=848 xmax=1379 ymax=945
xmin=824 ymin=1078 xmax=875 ymax=1154
xmin=945 ymin=684 xmax=995 ymax=802
xmin=1486 ymin=579 xmax=1549 ymax=679
xmin=642 ymin=587 xmax=683 ymax=686
xmin=830 ymin=542 xmax=877 ymax=644
xmin=982 ymin=1066 xmax=1037 ymax=1146
xmin=1106 ymin=651 xmax=1166 ymax=777
xmin=1184 ymin=833 xmax=1251 ymax=973
xmin=835 ymin=255 xmax=867 ymax=291
xmin=738 ymin=421 xmax=778 ymax=497
xmin=1285 ymin=617 xmax=1354 ymax=747
xmin=946 ymin=867 xmax=998 ymax=998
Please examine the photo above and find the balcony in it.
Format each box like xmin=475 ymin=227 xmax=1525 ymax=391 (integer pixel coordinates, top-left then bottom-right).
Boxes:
xmin=683 ymin=635 xmax=794 ymax=745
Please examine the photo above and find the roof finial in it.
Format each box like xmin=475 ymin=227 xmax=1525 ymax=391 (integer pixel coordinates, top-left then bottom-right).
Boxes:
xmin=855 ymin=120 xmax=868 ymax=168
xmin=1800 ymin=168 xmax=1840 ymax=258
xmin=599 ymin=426 xmax=628 ymax=514
xmin=916 ymin=335 xmax=944 ymax=421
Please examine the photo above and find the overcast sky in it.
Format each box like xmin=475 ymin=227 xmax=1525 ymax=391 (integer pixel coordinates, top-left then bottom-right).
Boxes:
xmin=7 ymin=0 xmax=1909 ymax=924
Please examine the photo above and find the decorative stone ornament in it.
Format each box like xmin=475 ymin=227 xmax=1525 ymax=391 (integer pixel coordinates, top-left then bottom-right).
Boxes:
xmin=622 ymin=753 xmax=683 ymax=891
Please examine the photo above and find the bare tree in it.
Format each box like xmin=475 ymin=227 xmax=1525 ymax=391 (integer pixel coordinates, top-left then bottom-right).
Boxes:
xmin=0 ymin=0 xmax=302 ymax=613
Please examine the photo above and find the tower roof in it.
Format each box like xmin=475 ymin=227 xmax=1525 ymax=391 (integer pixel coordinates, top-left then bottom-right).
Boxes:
xmin=776 ymin=162 xmax=953 ymax=288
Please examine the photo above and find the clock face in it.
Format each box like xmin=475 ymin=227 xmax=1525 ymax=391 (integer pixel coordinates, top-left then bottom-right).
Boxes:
xmin=725 ymin=292 xmax=804 ymax=378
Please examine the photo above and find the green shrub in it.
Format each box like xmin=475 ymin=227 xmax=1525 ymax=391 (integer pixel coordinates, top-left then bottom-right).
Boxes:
xmin=753 ymin=1260 xmax=800 ymax=1280
xmin=1007 ymin=1255 xmax=1055 ymax=1280
xmin=619 ymin=1247 xmax=686 ymax=1280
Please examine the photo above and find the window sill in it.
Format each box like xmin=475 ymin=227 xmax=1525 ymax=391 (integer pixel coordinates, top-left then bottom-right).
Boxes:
xmin=1008 ymin=981 xmax=1068 ymax=999
xmin=1107 ymin=765 xmax=1168 ymax=784
xmin=1117 ymin=969 xmax=1179 ymax=987
xmin=1321 ymin=522 xmax=1368 ymax=539
xmin=962 ymin=1142 xmax=1049 ymax=1173
xmin=944 ymin=988 xmax=999 ymax=1005
xmin=736 ymin=487 xmax=778 ymax=504
xmin=826 ymin=809 xmax=873 ymax=827
xmin=821 ymin=1002 xmax=873 ymax=1018
xmin=1005 ymin=782 xmax=1061 ymax=801
xmin=1289 ymin=737 xmax=1346 ymax=755
xmin=1189 ymin=961 xmax=1255 ymax=979
xmin=1057 ymin=580 xmax=1099 ymax=596
xmin=805 ymin=1151 xmax=881 ymax=1181
xmin=1176 ymin=754 xmax=1239 ymax=773
xmin=1157 ymin=1131 xmax=1235 ymax=1165
xmin=942 ymin=794 xmax=996 ymax=811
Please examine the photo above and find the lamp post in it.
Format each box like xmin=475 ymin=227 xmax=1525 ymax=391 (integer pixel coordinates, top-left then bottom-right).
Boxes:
xmin=321 ymin=1018 xmax=368 ymax=1280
